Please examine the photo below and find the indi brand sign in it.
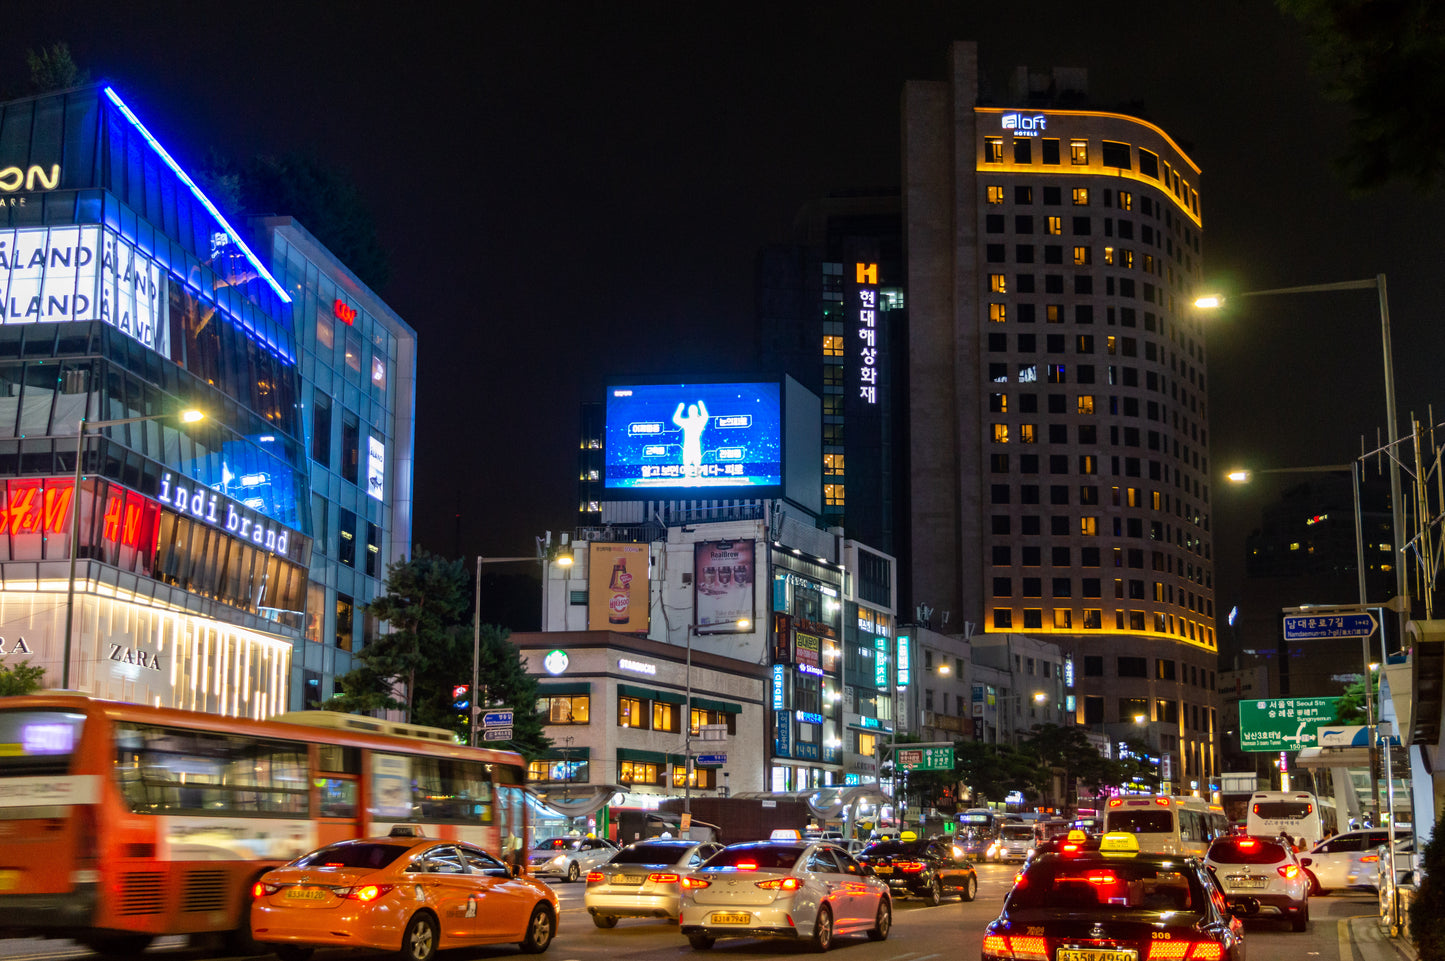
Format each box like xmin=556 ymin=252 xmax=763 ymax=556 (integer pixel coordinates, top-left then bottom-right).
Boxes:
xmin=158 ymin=471 xmax=291 ymax=556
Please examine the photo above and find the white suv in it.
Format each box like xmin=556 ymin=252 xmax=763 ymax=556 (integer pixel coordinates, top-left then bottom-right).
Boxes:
xmin=1204 ymin=835 xmax=1310 ymax=932
xmin=1301 ymin=829 xmax=1407 ymax=893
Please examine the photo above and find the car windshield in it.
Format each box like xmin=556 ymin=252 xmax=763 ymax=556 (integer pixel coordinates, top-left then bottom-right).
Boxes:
xmin=1106 ymin=811 xmax=1174 ymax=834
xmin=861 ymin=840 xmax=929 ymax=857
xmin=1252 ymin=801 xmax=1311 ymax=819
xmin=1009 ymin=860 xmax=1202 ymax=912
xmin=534 ymin=838 xmax=581 ymax=851
xmin=705 ymin=845 xmax=804 ymax=870
xmin=1208 ymin=839 xmax=1287 ymax=864
xmin=292 ymin=842 xmax=410 ymax=870
xmin=1001 ymin=826 xmax=1035 ymax=839
xmin=612 ymin=843 xmax=691 ymax=864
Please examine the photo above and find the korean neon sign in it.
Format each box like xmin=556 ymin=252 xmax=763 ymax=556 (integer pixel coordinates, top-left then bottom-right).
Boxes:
xmin=856 ymin=263 xmax=879 ymax=404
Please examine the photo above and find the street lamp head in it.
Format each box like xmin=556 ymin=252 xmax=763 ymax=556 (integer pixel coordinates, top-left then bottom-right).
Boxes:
xmin=1226 ymin=470 xmax=1251 ymax=483
xmin=1032 ymin=692 xmax=1046 ymax=703
xmin=939 ymin=663 xmax=951 ymax=675
xmin=1193 ymin=295 xmax=1223 ymax=310
xmin=179 ymin=409 xmax=204 ymax=423
xmin=1133 ymin=714 xmax=1147 ymax=724
xmin=555 ymin=552 xmax=574 ymax=567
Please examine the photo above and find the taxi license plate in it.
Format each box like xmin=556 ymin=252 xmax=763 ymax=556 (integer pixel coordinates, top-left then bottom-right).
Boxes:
xmin=710 ymin=913 xmax=750 ymax=924
xmin=1058 ymin=950 xmax=1138 ymax=961
xmin=0 ymin=869 xmax=18 ymax=892
xmin=1227 ymin=876 xmax=1268 ymax=889
xmin=873 ymin=866 xmax=893 ymax=874
xmin=286 ymin=887 xmax=327 ymax=901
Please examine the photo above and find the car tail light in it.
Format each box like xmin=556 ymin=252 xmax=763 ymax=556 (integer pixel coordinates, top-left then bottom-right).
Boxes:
xmin=1360 ymin=854 xmax=1381 ymax=863
xmin=755 ymin=876 xmax=802 ymax=891
xmin=681 ymin=876 xmax=710 ymax=890
xmin=648 ymin=872 xmax=680 ymax=884
xmin=253 ymin=881 xmax=281 ymax=898
xmin=1146 ymin=941 xmax=1225 ymax=961
xmin=896 ymin=861 xmax=926 ymax=873
xmin=1237 ymin=839 xmax=1258 ymax=849
xmin=736 ymin=860 xmax=759 ymax=871
xmin=586 ymin=871 xmax=604 ymax=883
xmin=983 ymin=933 xmax=1049 ymax=960
xmin=1278 ymin=865 xmax=1301 ymax=880
xmin=340 ymin=884 xmax=394 ymax=902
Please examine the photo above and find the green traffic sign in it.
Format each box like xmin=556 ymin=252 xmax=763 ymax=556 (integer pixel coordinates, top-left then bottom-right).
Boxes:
xmin=896 ymin=746 xmax=954 ymax=771
xmin=1238 ymin=696 xmax=1341 ymax=752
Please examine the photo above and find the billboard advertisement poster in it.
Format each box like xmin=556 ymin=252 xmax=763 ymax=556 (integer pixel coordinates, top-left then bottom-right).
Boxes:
xmin=605 ymin=382 xmax=782 ymax=490
xmin=587 ymin=542 xmax=649 ymax=632
xmin=694 ymin=539 xmax=754 ymax=630
xmin=795 ymin=632 xmax=821 ymax=671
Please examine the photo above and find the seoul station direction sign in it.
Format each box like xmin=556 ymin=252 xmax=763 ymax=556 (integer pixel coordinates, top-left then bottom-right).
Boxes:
xmin=1238 ymin=697 xmax=1341 ymax=752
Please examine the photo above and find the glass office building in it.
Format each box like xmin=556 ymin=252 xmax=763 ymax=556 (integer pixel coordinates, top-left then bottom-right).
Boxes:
xmin=261 ymin=217 xmax=417 ymax=710
xmin=0 ymin=84 xmax=310 ymax=715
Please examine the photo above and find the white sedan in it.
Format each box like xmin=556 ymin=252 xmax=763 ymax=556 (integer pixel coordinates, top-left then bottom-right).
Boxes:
xmin=528 ymin=836 xmax=619 ymax=882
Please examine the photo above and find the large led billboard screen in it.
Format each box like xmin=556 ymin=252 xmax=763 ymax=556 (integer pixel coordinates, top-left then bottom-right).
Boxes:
xmin=605 ymin=382 xmax=781 ymax=491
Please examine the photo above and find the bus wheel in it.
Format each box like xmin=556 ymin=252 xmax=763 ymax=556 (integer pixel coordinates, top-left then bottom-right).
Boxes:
xmin=224 ymin=890 xmax=264 ymax=955
xmin=80 ymin=934 xmax=155 ymax=958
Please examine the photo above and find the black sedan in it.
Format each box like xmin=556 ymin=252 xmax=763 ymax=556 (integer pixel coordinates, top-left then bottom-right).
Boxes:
xmin=982 ymin=835 xmax=1246 ymax=961
xmin=857 ymin=837 xmax=978 ymax=905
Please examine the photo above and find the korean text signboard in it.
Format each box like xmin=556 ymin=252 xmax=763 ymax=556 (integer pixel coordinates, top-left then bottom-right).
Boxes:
xmin=1238 ymin=697 xmax=1341 ymax=752
xmin=896 ymin=746 xmax=954 ymax=772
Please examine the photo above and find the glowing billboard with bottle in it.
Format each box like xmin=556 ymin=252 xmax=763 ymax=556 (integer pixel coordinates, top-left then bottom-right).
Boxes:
xmin=605 ymin=382 xmax=782 ymax=490
xmin=587 ymin=542 xmax=649 ymax=632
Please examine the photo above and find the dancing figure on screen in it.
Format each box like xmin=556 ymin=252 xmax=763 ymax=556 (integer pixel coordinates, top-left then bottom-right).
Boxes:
xmin=672 ymin=400 xmax=709 ymax=473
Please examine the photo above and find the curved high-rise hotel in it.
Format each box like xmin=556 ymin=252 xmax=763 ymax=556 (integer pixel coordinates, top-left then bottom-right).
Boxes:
xmin=903 ymin=43 xmax=1218 ymax=790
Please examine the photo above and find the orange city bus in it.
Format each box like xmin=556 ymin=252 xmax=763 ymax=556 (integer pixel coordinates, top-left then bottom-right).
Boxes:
xmin=0 ymin=693 xmax=529 ymax=957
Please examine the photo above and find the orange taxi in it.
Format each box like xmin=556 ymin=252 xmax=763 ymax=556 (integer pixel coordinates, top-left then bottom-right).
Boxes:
xmin=251 ymin=833 xmax=558 ymax=961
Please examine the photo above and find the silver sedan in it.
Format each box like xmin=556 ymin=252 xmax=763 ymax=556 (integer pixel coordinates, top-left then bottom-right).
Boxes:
xmin=585 ymin=838 xmax=724 ymax=926
xmin=679 ymin=840 xmax=891 ymax=950
xmin=528 ymin=836 xmax=619 ymax=882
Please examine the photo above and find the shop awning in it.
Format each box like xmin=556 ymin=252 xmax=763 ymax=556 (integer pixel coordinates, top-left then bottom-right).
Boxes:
xmin=539 ymin=746 xmax=591 ymax=760
xmin=538 ymin=681 xmax=592 ymax=696
xmin=618 ymin=684 xmax=685 ymax=705
xmin=690 ymin=695 xmax=742 ymax=714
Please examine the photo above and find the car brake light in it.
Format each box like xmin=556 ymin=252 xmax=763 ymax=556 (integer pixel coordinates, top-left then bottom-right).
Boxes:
xmin=983 ymin=933 xmax=1049 ymax=960
xmin=252 ymin=881 xmax=280 ymax=898
xmin=341 ymin=884 xmax=394 ymax=902
xmin=755 ymin=876 xmax=802 ymax=891
xmin=1278 ymin=865 xmax=1300 ymax=880
xmin=1086 ymin=872 xmax=1119 ymax=884
xmin=1156 ymin=797 xmax=1171 ymax=806
xmin=1360 ymin=854 xmax=1381 ymax=863
xmin=1108 ymin=798 xmax=1122 ymax=807
xmin=896 ymin=860 xmax=926 ymax=873
xmin=1238 ymin=839 xmax=1257 ymax=849
xmin=681 ymin=876 xmax=710 ymax=890
xmin=1146 ymin=941 xmax=1225 ymax=961
xmin=1060 ymin=843 xmax=1081 ymax=853
xmin=586 ymin=871 xmax=604 ymax=883
xmin=648 ymin=872 xmax=681 ymax=883
xmin=736 ymin=861 xmax=758 ymax=871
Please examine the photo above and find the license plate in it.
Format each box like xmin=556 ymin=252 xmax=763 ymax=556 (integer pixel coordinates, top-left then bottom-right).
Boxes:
xmin=710 ymin=912 xmax=750 ymax=924
xmin=1058 ymin=950 xmax=1138 ymax=961
xmin=286 ymin=887 xmax=327 ymax=901
xmin=1226 ymin=876 xmax=1268 ymax=889
xmin=613 ymin=874 xmax=644 ymax=885
xmin=0 ymin=870 xmax=17 ymax=892
xmin=873 ymin=866 xmax=893 ymax=874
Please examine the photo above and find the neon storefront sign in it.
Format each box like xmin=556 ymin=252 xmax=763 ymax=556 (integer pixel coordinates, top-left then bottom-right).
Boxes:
xmin=0 ymin=165 xmax=58 ymax=192
xmin=158 ymin=472 xmax=290 ymax=555
xmin=1001 ymin=113 xmax=1047 ymax=136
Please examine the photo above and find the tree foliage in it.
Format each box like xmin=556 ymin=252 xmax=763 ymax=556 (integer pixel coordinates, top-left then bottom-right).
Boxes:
xmin=1412 ymin=822 xmax=1445 ymax=958
xmin=324 ymin=550 xmax=549 ymax=759
xmin=0 ymin=660 xmax=47 ymax=696
xmin=1020 ymin=723 xmax=1116 ymax=801
xmin=197 ymin=150 xmax=391 ymax=293
xmin=1279 ymin=0 xmax=1445 ymax=193
xmin=25 ymin=43 xmax=89 ymax=95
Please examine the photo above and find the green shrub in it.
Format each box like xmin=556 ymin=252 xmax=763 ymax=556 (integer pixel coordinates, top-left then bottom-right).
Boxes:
xmin=1411 ymin=827 xmax=1445 ymax=959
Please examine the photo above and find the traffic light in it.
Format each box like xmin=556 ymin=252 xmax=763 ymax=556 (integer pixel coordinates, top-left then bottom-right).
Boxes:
xmin=452 ymin=685 xmax=470 ymax=710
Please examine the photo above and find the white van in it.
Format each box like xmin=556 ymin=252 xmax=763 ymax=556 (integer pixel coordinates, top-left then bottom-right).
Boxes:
xmin=1245 ymin=791 xmax=1337 ymax=850
xmin=1102 ymin=795 xmax=1230 ymax=856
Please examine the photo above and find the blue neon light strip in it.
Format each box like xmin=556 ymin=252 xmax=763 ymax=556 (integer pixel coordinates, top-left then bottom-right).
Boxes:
xmin=103 ymin=86 xmax=292 ymax=304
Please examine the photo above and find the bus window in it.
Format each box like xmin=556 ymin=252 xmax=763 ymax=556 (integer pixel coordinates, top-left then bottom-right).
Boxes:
xmin=113 ymin=722 xmax=309 ymax=815
xmin=0 ymin=710 xmax=86 ymax=777
xmin=317 ymin=777 xmax=358 ymax=818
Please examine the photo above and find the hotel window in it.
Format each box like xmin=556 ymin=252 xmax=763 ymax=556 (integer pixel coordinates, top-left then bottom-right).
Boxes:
xmin=672 ymin=766 xmax=716 ymax=790
xmin=1041 ymin=139 xmax=1060 ymax=164
xmin=1103 ymin=246 xmax=1115 ymax=265
xmin=1118 ymin=191 xmax=1133 ymax=211
xmin=1106 ymin=335 xmax=1117 ymax=355
xmin=1080 ymin=516 xmax=1099 ymax=536
xmin=993 ymin=609 xmax=1013 ymax=629
xmin=1020 ymin=424 xmax=1037 ymax=444
xmin=823 ymin=335 xmax=844 ymax=356
xmin=990 ymin=273 xmax=1007 ymax=293
xmin=1054 ymin=609 xmax=1073 ymax=629
xmin=618 ymin=696 xmax=646 ymax=728
xmin=1015 ymin=185 xmax=1033 ymax=203
xmin=989 ymin=303 xmax=1007 ymax=323
xmin=539 ymin=695 xmax=589 ymax=724
xmin=1070 ymin=140 xmax=1088 ymax=164
xmin=1072 ymin=188 xmax=1089 ymax=205
xmin=824 ymin=484 xmax=845 ymax=506
xmin=1073 ymin=246 xmax=1091 ymax=266
xmin=653 ymin=702 xmax=679 ymax=733
xmin=985 ymin=138 xmax=1004 ymax=163
xmin=987 ymin=184 xmax=1005 ymax=203
xmin=992 ymin=423 xmax=1010 ymax=443
xmin=989 ymin=393 xmax=1008 ymax=413
xmin=1083 ymin=609 xmax=1102 ymax=628
xmin=823 ymin=453 xmax=844 ymax=475
xmin=1047 ymin=216 xmax=1063 ymax=235
xmin=1013 ymin=139 xmax=1032 ymax=164
xmin=1046 ymin=304 xmax=1062 ymax=323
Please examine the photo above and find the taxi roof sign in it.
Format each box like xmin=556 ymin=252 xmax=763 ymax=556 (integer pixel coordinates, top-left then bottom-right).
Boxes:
xmin=771 ymin=828 xmax=803 ymax=840
xmin=1099 ymin=832 xmax=1140 ymax=856
xmin=1066 ymin=829 xmax=1088 ymax=842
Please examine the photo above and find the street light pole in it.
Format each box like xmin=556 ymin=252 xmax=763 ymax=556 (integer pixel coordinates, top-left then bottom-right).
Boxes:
xmin=470 ymin=550 xmax=562 ymax=747
xmin=63 ymin=409 xmax=203 ymax=690
xmin=683 ymin=618 xmax=749 ymax=818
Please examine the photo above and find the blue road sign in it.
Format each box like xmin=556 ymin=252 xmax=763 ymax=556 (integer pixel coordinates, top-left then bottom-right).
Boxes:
xmin=696 ymin=754 xmax=727 ymax=766
xmin=1282 ymin=612 xmax=1376 ymax=640
xmin=482 ymin=710 xmax=514 ymax=727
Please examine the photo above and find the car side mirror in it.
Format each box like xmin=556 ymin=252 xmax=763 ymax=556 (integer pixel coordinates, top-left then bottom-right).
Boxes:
xmin=1299 ymin=857 xmax=1312 ymax=867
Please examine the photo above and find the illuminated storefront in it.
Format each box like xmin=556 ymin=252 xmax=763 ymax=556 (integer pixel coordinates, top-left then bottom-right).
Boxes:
xmin=0 ymin=84 xmax=309 ymax=714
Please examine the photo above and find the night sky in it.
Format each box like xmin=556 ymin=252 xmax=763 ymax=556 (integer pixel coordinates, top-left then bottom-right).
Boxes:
xmin=4 ymin=1 xmax=1442 ymax=619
